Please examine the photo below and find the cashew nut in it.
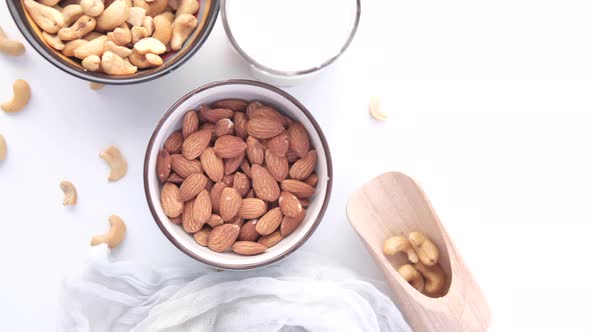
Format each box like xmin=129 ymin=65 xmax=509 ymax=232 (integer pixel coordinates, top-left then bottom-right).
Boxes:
xmin=80 ymin=0 xmax=105 ymax=17
xmin=152 ymin=14 xmax=172 ymax=45
xmin=369 ymin=96 xmax=388 ymax=121
xmin=104 ymin=40 xmax=132 ymax=58
xmin=101 ymin=51 xmax=138 ymax=75
xmin=147 ymin=0 xmax=168 ymax=16
xmin=408 ymin=231 xmax=440 ymax=266
xmin=23 ymin=0 xmax=65 ymax=33
xmin=61 ymin=4 xmax=84 ymax=26
xmin=176 ymin=0 xmax=199 ymax=15
xmin=2 ymin=79 xmax=31 ymax=113
xmin=130 ymin=26 xmax=148 ymax=44
xmin=60 ymin=180 xmax=78 ymax=206
xmin=58 ymin=15 xmax=97 ymax=41
xmin=82 ymin=54 xmax=101 ymax=71
xmin=142 ymin=16 xmax=154 ymax=35
xmin=99 ymin=145 xmax=128 ymax=181
xmin=126 ymin=6 xmax=147 ymax=27
xmin=83 ymin=31 xmax=104 ymax=40
xmin=168 ymin=0 xmax=178 ymax=10
xmin=170 ymin=14 xmax=197 ymax=51
xmin=128 ymin=49 xmax=156 ymax=68
xmin=74 ymin=35 xmax=107 ymax=59
xmin=398 ymin=264 xmax=425 ymax=292
xmin=41 ymin=31 xmax=65 ymax=50
xmin=62 ymin=39 xmax=88 ymax=56
xmin=159 ymin=11 xmax=175 ymax=23
xmin=90 ymin=215 xmax=126 ymax=248
xmin=383 ymin=235 xmax=419 ymax=263
xmin=0 ymin=134 xmax=6 ymax=161
xmin=107 ymin=27 xmax=132 ymax=45
xmin=134 ymin=37 xmax=166 ymax=54
xmin=38 ymin=0 xmax=60 ymax=6
xmin=0 ymin=26 xmax=25 ymax=56
xmin=414 ymin=262 xmax=446 ymax=297
xmin=90 ymin=82 xmax=105 ymax=90
xmin=145 ymin=53 xmax=162 ymax=65
xmin=96 ymin=0 xmax=130 ymax=31
xmin=133 ymin=0 xmax=150 ymax=15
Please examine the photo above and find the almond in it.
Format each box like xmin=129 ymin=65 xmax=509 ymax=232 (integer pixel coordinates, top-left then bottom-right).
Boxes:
xmin=281 ymin=179 xmax=316 ymax=198
xmin=170 ymin=216 xmax=181 ymax=224
xmin=164 ymin=130 xmax=183 ymax=154
xmin=182 ymin=198 xmax=202 ymax=232
xmin=280 ymin=209 xmax=306 ymax=237
xmin=157 ymin=149 xmax=171 ymax=183
xmin=300 ymin=198 xmax=310 ymax=207
xmin=233 ymin=172 xmax=250 ymax=197
xmin=245 ymin=101 xmax=263 ymax=118
xmin=240 ymin=159 xmax=252 ymax=178
xmin=246 ymin=189 xmax=255 ymax=198
xmin=255 ymin=207 xmax=283 ymax=235
xmin=238 ymin=219 xmax=260 ymax=241
xmin=230 ymin=215 xmax=244 ymax=227
xmin=200 ymin=105 xmax=234 ymax=123
xmin=179 ymin=172 xmax=208 ymax=201
xmin=264 ymin=149 xmax=289 ymax=182
xmin=219 ymin=187 xmax=242 ymax=221
xmin=258 ymin=231 xmax=282 ymax=248
xmin=182 ymin=110 xmax=199 ymax=138
xmin=193 ymin=227 xmax=211 ymax=246
xmin=233 ymin=112 xmax=248 ymax=139
xmin=247 ymin=117 xmax=285 ymax=139
xmin=208 ymin=224 xmax=239 ymax=252
xmin=304 ymin=173 xmax=319 ymax=187
xmin=213 ymin=135 xmax=247 ymax=158
xmin=210 ymin=181 xmax=227 ymax=213
xmin=289 ymin=150 xmax=317 ymax=180
xmin=170 ymin=154 xmax=202 ymax=178
xmin=287 ymin=122 xmax=310 ymax=157
xmin=248 ymin=106 xmax=287 ymax=126
xmin=207 ymin=214 xmax=224 ymax=227
xmin=278 ymin=191 xmax=303 ymax=217
xmin=213 ymin=99 xmax=248 ymax=111
xmin=161 ymin=182 xmax=183 ymax=218
xmin=200 ymin=122 xmax=216 ymax=136
xmin=167 ymin=172 xmax=184 ymax=184
xmin=182 ymin=130 xmax=212 ymax=159
xmin=286 ymin=150 xmax=299 ymax=163
xmin=238 ymin=198 xmax=267 ymax=219
xmin=246 ymin=136 xmax=265 ymax=165
xmin=214 ymin=118 xmax=234 ymax=136
xmin=266 ymin=131 xmax=289 ymax=156
xmin=222 ymin=174 xmax=234 ymax=187
xmin=224 ymin=151 xmax=245 ymax=175
xmin=232 ymin=241 xmax=267 ymax=255
xmin=251 ymin=164 xmax=280 ymax=202
xmin=206 ymin=178 xmax=214 ymax=191
xmin=200 ymin=147 xmax=224 ymax=182
xmin=191 ymin=189 xmax=212 ymax=229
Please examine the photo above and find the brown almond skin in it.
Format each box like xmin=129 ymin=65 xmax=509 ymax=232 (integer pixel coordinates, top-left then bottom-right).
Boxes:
xmin=161 ymin=182 xmax=183 ymax=218
xmin=210 ymin=182 xmax=227 ymax=213
xmin=247 ymin=117 xmax=285 ymax=139
xmin=213 ymin=99 xmax=248 ymax=111
xmin=238 ymin=198 xmax=267 ymax=219
xmin=251 ymin=164 xmax=280 ymax=202
xmin=264 ymin=149 xmax=289 ymax=182
xmin=224 ymin=151 xmax=245 ymax=175
xmin=286 ymin=150 xmax=299 ymax=163
xmin=170 ymin=154 xmax=202 ymax=178
xmin=207 ymin=214 xmax=224 ymax=228
xmin=167 ymin=173 xmax=184 ymax=184
xmin=232 ymin=241 xmax=267 ymax=255
xmin=240 ymin=159 xmax=252 ymax=178
xmin=248 ymin=106 xmax=287 ymax=126
xmin=279 ymin=191 xmax=303 ymax=217
xmin=200 ymin=105 xmax=234 ymax=123
xmin=213 ymin=135 xmax=247 ymax=159
xmin=258 ymin=231 xmax=283 ymax=248
xmin=233 ymin=172 xmax=251 ymax=197
xmin=287 ymin=123 xmax=310 ymax=158
xmin=219 ymin=187 xmax=242 ymax=221
xmin=238 ymin=219 xmax=260 ymax=241
xmin=246 ymin=136 xmax=265 ymax=165
xmin=164 ymin=130 xmax=183 ymax=154
xmin=194 ymin=227 xmax=211 ymax=246
xmin=192 ymin=190 xmax=212 ymax=228
xmin=266 ymin=131 xmax=289 ymax=156
xmin=157 ymin=149 xmax=171 ymax=183
xmin=289 ymin=150 xmax=317 ymax=180
xmin=182 ymin=199 xmax=202 ymax=233
xmin=179 ymin=172 xmax=208 ymax=201
xmin=246 ymin=101 xmax=263 ymax=118
xmin=222 ymin=174 xmax=234 ymax=187
xmin=182 ymin=130 xmax=212 ymax=160
xmin=201 ymin=147 xmax=224 ymax=182
xmin=280 ymin=209 xmax=306 ymax=237
xmin=208 ymin=224 xmax=239 ymax=252
xmin=255 ymin=207 xmax=283 ymax=236
xmin=280 ymin=179 xmax=316 ymax=198
xmin=182 ymin=110 xmax=199 ymax=138
xmin=215 ymin=118 xmax=234 ymax=136
xmin=233 ymin=112 xmax=248 ymax=139
xmin=304 ymin=173 xmax=319 ymax=187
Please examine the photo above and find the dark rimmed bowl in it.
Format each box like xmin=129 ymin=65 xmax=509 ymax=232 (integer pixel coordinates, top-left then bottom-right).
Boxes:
xmin=144 ymin=79 xmax=333 ymax=270
xmin=7 ymin=0 xmax=219 ymax=85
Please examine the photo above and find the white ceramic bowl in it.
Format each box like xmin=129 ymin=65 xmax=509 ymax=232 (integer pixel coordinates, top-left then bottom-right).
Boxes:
xmin=144 ymin=80 xmax=333 ymax=270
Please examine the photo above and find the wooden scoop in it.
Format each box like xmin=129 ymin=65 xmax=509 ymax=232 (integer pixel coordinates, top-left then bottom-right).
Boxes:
xmin=346 ymin=172 xmax=491 ymax=332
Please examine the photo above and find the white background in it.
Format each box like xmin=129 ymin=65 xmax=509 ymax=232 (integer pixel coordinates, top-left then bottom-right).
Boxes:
xmin=1 ymin=0 xmax=589 ymax=331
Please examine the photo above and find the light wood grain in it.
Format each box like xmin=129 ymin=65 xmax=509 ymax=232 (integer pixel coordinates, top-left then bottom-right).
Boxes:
xmin=347 ymin=172 xmax=491 ymax=332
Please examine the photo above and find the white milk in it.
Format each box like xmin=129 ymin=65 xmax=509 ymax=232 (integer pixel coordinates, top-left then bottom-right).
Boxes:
xmin=224 ymin=0 xmax=359 ymax=83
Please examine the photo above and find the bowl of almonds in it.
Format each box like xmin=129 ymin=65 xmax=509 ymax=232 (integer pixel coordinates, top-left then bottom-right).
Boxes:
xmin=144 ymin=79 xmax=332 ymax=269
xmin=7 ymin=0 xmax=219 ymax=84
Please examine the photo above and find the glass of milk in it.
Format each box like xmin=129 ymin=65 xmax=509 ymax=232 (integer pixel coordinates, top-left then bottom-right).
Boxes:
xmin=221 ymin=0 xmax=360 ymax=86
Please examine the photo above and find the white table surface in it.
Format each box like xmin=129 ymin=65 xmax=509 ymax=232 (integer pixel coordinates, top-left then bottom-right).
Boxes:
xmin=1 ymin=1 xmax=590 ymax=331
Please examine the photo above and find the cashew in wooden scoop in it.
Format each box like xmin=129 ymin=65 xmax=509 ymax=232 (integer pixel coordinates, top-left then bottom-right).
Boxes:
xmin=2 ymin=79 xmax=31 ymax=113
xmin=398 ymin=264 xmax=425 ymax=292
xmin=383 ymin=235 xmax=419 ymax=263
xmin=408 ymin=231 xmax=440 ymax=266
xmin=90 ymin=215 xmax=126 ymax=248
xmin=99 ymin=145 xmax=128 ymax=181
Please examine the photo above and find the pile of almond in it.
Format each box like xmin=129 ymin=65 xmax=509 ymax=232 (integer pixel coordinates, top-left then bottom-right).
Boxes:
xmin=157 ymin=99 xmax=318 ymax=256
xmin=23 ymin=0 xmax=199 ymax=75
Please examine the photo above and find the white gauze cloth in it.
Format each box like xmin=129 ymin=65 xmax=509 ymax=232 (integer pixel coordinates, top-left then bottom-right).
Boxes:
xmin=60 ymin=245 xmax=411 ymax=332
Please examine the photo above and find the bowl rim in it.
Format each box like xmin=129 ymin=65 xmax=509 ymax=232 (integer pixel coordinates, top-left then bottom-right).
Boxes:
xmin=143 ymin=79 xmax=333 ymax=270
xmin=6 ymin=0 xmax=220 ymax=85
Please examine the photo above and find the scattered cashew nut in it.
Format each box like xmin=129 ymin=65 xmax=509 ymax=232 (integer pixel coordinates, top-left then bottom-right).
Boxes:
xmin=0 ymin=134 xmax=6 ymax=161
xmin=383 ymin=235 xmax=419 ymax=263
xmin=2 ymin=79 xmax=31 ymax=113
xmin=60 ymin=180 xmax=78 ymax=205
xmin=414 ymin=262 xmax=446 ymax=297
xmin=398 ymin=264 xmax=425 ymax=292
xmin=23 ymin=0 xmax=65 ymax=34
xmin=369 ymin=96 xmax=388 ymax=121
xmin=170 ymin=13 xmax=197 ymax=51
xmin=99 ymin=145 xmax=128 ymax=181
xmin=90 ymin=82 xmax=105 ymax=90
xmin=0 ymin=26 xmax=25 ymax=56
xmin=90 ymin=215 xmax=126 ymax=248
xmin=408 ymin=231 xmax=440 ymax=266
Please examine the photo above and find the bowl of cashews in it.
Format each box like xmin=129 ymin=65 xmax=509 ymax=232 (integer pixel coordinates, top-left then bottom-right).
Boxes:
xmin=7 ymin=0 xmax=219 ymax=85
